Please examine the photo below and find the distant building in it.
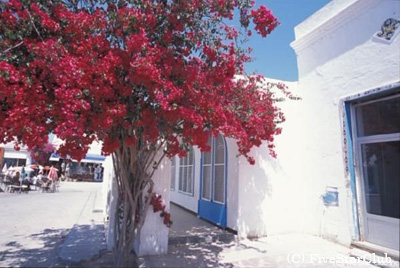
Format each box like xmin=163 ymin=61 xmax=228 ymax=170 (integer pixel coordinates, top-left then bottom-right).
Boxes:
xmin=1 ymin=136 xmax=105 ymax=179
xmin=0 ymin=143 xmax=31 ymax=169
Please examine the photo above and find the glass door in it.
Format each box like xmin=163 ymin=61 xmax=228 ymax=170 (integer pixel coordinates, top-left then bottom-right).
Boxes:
xmin=354 ymin=94 xmax=400 ymax=250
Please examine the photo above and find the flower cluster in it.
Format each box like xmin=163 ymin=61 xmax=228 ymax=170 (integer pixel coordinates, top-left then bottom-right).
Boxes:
xmin=149 ymin=193 xmax=172 ymax=228
xmin=251 ymin=5 xmax=279 ymax=37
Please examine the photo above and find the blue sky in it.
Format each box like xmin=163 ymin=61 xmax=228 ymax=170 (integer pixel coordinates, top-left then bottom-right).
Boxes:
xmin=244 ymin=0 xmax=331 ymax=81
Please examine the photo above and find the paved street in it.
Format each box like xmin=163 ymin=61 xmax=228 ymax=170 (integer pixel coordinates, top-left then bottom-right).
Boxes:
xmin=0 ymin=182 xmax=104 ymax=267
xmin=0 ymin=183 xmax=398 ymax=268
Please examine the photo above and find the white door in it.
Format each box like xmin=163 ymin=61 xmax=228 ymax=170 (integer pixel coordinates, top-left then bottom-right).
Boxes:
xmin=354 ymin=94 xmax=400 ymax=250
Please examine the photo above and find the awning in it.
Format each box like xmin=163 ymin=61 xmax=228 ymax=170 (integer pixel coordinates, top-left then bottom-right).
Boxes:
xmin=49 ymin=153 xmax=106 ymax=164
xmin=4 ymin=151 xmax=28 ymax=159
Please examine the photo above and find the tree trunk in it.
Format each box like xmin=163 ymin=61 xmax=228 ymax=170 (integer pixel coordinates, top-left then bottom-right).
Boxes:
xmin=111 ymin=140 xmax=166 ymax=267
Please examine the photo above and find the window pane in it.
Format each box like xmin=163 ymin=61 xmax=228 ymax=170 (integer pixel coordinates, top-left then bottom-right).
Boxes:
xmin=188 ymin=149 xmax=193 ymax=165
xmin=213 ymin=165 xmax=225 ymax=203
xmin=170 ymin=157 xmax=176 ymax=190
xmin=178 ymin=167 xmax=183 ymax=191
xmin=214 ymin=135 xmax=225 ymax=164
xmin=183 ymin=167 xmax=188 ymax=192
xmin=187 ymin=166 xmax=193 ymax=194
xmin=202 ymin=165 xmax=212 ymax=200
xmin=361 ymin=141 xmax=400 ymax=218
xmin=356 ymin=96 xmax=400 ymax=137
xmin=203 ymin=137 xmax=212 ymax=164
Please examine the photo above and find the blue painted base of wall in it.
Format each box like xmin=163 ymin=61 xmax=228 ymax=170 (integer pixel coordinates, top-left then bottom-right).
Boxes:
xmin=198 ymin=199 xmax=227 ymax=228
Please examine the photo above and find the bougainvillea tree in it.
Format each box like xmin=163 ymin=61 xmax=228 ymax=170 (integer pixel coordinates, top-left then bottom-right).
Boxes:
xmin=28 ymin=142 xmax=55 ymax=165
xmin=0 ymin=0 xmax=295 ymax=265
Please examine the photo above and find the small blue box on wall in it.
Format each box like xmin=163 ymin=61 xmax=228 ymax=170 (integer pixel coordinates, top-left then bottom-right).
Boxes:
xmin=322 ymin=187 xmax=339 ymax=206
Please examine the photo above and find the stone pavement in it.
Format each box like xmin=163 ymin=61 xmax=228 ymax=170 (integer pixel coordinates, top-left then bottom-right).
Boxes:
xmin=169 ymin=203 xmax=235 ymax=245
xmin=0 ymin=181 xmax=109 ymax=267
xmin=58 ymin=187 xmax=107 ymax=265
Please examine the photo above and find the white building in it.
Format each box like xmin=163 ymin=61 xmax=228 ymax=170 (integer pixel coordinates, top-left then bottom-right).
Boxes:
xmin=171 ymin=0 xmax=400 ymax=254
xmin=103 ymin=0 xmax=400 ymax=257
xmin=0 ymin=143 xmax=32 ymax=169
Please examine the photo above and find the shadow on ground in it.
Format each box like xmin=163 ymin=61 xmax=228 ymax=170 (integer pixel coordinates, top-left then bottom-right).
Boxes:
xmin=139 ymin=241 xmax=236 ymax=268
xmin=0 ymin=225 xmax=113 ymax=268
xmin=0 ymin=228 xmax=69 ymax=267
xmin=58 ymin=224 xmax=107 ymax=264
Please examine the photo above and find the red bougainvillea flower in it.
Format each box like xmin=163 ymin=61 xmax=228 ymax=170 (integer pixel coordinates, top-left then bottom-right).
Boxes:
xmin=0 ymin=0 xmax=290 ymax=164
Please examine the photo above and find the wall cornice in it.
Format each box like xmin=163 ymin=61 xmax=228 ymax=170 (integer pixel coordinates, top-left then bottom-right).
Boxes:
xmin=290 ymin=0 xmax=382 ymax=52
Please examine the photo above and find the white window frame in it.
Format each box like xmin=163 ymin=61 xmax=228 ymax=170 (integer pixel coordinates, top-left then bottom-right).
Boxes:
xmin=201 ymin=134 xmax=226 ymax=204
xmin=178 ymin=148 xmax=194 ymax=195
xmin=201 ymin=151 xmax=212 ymax=201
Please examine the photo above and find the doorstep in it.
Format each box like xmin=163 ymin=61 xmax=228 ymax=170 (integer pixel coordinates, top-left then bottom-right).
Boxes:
xmin=351 ymin=241 xmax=399 ymax=261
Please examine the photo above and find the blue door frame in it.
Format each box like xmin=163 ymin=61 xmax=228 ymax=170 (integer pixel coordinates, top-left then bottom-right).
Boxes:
xmin=344 ymin=102 xmax=361 ymax=241
xmin=198 ymin=136 xmax=228 ymax=228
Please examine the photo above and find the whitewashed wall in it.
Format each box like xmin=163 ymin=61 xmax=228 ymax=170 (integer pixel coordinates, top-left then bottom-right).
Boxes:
xmin=225 ymin=138 xmax=239 ymax=231
xmin=236 ymin=81 xmax=307 ymax=238
xmin=289 ymin=0 xmax=400 ymax=246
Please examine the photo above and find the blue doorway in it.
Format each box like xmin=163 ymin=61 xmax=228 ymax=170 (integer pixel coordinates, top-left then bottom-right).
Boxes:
xmin=198 ymin=134 xmax=227 ymax=227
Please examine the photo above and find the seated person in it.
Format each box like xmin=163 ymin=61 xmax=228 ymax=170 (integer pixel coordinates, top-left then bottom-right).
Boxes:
xmin=32 ymin=173 xmax=38 ymax=186
xmin=36 ymin=172 xmax=44 ymax=185
xmin=22 ymin=174 xmax=34 ymax=191
xmin=11 ymin=172 xmax=20 ymax=185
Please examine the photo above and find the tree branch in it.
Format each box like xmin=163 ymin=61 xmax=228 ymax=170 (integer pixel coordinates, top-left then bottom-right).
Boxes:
xmin=0 ymin=41 xmax=24 ymax=56
xmin=27 ymin=10 xmax=44 ymax=42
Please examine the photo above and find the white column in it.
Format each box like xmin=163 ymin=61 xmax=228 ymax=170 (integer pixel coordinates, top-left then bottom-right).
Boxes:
xmin=134 ymin=153 xmax=171 ymax=256
xmin=103 ymin=151 xmax=171 ymax=256
xmin=103 ymin=156 xmax=118 ymax=251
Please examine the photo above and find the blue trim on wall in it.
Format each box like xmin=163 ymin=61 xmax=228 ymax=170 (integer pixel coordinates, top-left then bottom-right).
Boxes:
xmin=345 ymin=103 xmax=361 ymax=241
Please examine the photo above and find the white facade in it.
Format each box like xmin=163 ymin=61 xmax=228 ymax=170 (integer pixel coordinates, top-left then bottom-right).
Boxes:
xmin=290 ymin=0 xmax=400 ymax=250
xmin=169 ymin=80 xmax=303 ymax=238
xmin=170 ymin=0 xmax=400 ymax=253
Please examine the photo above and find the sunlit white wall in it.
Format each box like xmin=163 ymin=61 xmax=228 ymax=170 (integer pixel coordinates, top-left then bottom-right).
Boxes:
xmin=289 ymin=0 xmax=400 ymax=246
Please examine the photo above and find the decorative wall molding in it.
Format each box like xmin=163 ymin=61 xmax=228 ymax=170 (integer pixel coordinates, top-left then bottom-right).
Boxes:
xmin=373 ymin=18 xmax=400 ymax=43
xmin=291 ymin=0 xmax=380 ymax=52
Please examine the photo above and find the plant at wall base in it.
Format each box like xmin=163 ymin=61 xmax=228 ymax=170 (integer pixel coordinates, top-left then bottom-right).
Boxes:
xmin=148 ymin=192 xmax=173 ymax=227
xmin=0 ymin=0 xmax=295 ymax=266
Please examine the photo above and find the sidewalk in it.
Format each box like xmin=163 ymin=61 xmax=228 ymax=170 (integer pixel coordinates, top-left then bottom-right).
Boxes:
xmin=57 ymin=184 xmax=109 ymax=265
xmin=138 ymin=234 xmax=400 ymax=268
xmin=169 ymin=203 xmax=235 ymax=245
xmin=55 ymin=196 xmax=399 ymax=268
